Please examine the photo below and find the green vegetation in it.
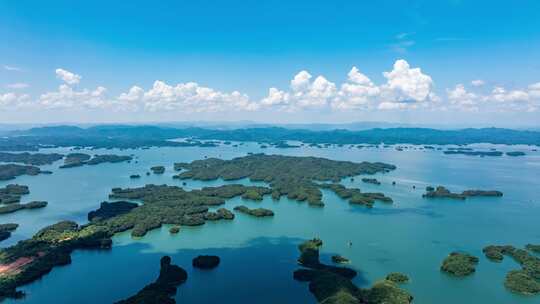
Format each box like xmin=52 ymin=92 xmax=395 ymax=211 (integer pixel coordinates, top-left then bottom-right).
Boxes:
xmin=440 ymin=252 xmax=479 ymax=276
xmin=115 ymin=256 xmax=187 ymax=304
xmin=204 ymin=208 xmax=235 ymax=221
xmin=87 ymin=201 xmax=138 ymax=222
xmin=60 ymin=153 xmax=91 ymax=168
xmin=526 ymin=244 xmax=540 ymax=254
xmin=0 ymin=184 xmax=29 ymax=204
xmin=233 ymin=205 xmax=274 ymax=217
xmin=0 ymin=221 xmax=112 ymax=299
xmin=4 ymin=125 xmax=540 ymax=149
xmin=130 ymin=174 xmax=140 ymax=179
xmin=320 ymin=183 xmax=392 ymax=208
xmin=192 ymin=255 xmax=220 ymax=269
xmin=0 ymin=201 xmax=47 ymax=215
xmin=169 ymin=226 xmax=180 ymax=234
xmin=174 ymin=154 xmax=394 ymax=207
xmin=423 ymin=186 xmax=503 ymax=200
xmin=0 ymin=164 xmax=43 ymax=181
xmin=0 ymin=224 xmax=18 ymax=242
xmin=482 ymin=245 xmax=540 ymax=295
xmin=386 ymin=273 xmax=409 ymax=284
xmin=0 ymin=152 xmax=64 ymax=166
xmin=294 ymin=239 xmax=412 ymax=303
xmin=60 ymin=153 xmax=132 ymax=168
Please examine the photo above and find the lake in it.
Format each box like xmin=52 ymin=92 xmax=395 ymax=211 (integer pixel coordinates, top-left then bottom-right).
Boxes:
xmin=1 ymin=142 xmax=539 ymax=303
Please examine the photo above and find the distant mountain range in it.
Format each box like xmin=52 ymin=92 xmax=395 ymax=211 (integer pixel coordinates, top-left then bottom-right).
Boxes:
xmin=0 ymin=125 xmax=538 ymax=151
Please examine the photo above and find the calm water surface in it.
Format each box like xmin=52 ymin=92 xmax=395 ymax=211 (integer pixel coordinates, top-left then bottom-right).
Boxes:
xmin=1 ymin=143 xmax=539 ymax=303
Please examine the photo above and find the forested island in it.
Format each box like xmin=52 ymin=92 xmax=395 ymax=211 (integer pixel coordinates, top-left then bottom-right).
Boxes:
xmin=174 ymin=154 xmax=394 ymax=207
xmin=60 ymin=153 xmax=132 ymax=168
xmin=0 ymin=164 xmax=45 ymax=181
xmin=0 ymin=152 xmax=63 ymax=166
xmin=423 ymin=186 xmax=503 ymax=200
xmin=293 ymin=238 xmax=413 ymax=303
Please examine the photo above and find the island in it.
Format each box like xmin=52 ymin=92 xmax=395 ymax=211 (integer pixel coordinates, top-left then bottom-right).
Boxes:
xmin=0 ymin=164 xmax=43 ymax=181
xmin=423 ymin=186 xmax=503 ymax=200
xmin=526 ymin=244 xmax=540 ymax=254
xmin=0 ymin=224 xmax=18 ymax=242
xmin=293 ymin=239 xmax=413 ymax=303
xmin=204 ymin=208 xmax=235 ymax=221
xmin=233 ymin=205 xmax=274 ymax=217
xmin=440 ymin=252 xmax=479 ymax=276
xmin=0 ymin=152 xmax=64 ymax=166
xmin=506 ymin=151 xmax=526 ymax=157
xmin=320 ymin=183 xmax=393 ymax=208
xmin=0 ymin=184 xmax=29 ymax=204
xmin=192 ymin=255 xmax=220 ymax=269
xmin=482 ymin=245 xmax=540 ymax=295
xmin=174 ymin=154 xmax=395 ymax=207
xmin=60 ymin=153 xmax=132 ymax=168
xmin=443 ymin=150 xmax=503 ymax=157
xmin=361 ymin=178 xmax=381 ymax=185
xmin=115 ymin=256 xmax=187 ymax=304
xmin=151 ymin=166 xmax=165 ymax=174
xmin=0 ymin=201 xmax=47 ymax=215
xmin=0 ymin=221 xmax=113 ymax=299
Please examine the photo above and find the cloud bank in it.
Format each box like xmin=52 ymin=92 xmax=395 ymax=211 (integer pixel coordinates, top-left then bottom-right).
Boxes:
xmin=1 ymin=62 xmax=539 ymax=120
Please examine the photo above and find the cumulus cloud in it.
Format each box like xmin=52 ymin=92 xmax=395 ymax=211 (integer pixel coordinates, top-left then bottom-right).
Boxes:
xmin=446 ymin=84 xmax=479 ymax=111
xmin=3 ymin=60 xmax=538 ymax=116
xmin=39 ymin=84 xmax=108 ymax=109
xmin=55 ymin=68 xmax=82 ymax=85
xmin=380 ymin=59 xmax=435 ymax=104
xmin=118 ymin=80 xmax=257 ymax=112
xmin=0 ymin=92 xmax=30 ymax=107
xmin=6 ymin=83 xmax=29 ymax=89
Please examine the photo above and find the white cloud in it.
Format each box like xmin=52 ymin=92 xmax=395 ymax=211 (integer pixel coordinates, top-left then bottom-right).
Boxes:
xmin=0 ymin=92 xmax=30 ymax=107
xmin=446 ymin=84 xmax=479 ymax=111
xmin=489 ymin=87 xmax=529 ymax=103
xmin=3 ymin=65 xmax=23 ymax=72
xmin=6 ymin=83 xmax=29 ymax=89
xmin=379 ymin=59 xmax=437 ymax=107
xmin=120 ymin=80 xmax=257 ymax=112
xmin=39 ymin=84 xmax=108 ymax=109
xmin=471 ymin=80 xmax=485 ymax=87
xmin=55 ymin=68 xmax=81 ymax=85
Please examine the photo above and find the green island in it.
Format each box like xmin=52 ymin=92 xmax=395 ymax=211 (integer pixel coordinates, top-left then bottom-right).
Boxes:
xmin=443 ymin=150 xmax=503 ymax=157
xmin=293 ymin=239 xmax=413 ymax=303
xmin=423 ymin=186 xmax=503 ymax=200
xmin=482 ymin=245 xmax=540 ymax=295
xmin=0 ymin=184 xmax=29 ymax=204
xmin=174 ymin=154 xmax=395 ymax=207
xmin=115 ymin=256 xmax=187 ymax=304
xmin=440 ymin=252 xmax=479 ymax=276
xmin=60 ymin=153 xmax=132 ymax=168
xmin=319 ymin=183 xmax=392 ymax=208
xmin=0 ymin=201 xmax=47 ymax=215
xmin=0 ymin=224 xmax=18 ymax=242
xmin=0 ymin=152 xmax=64 ymax=166
xmin=233 ymin=205 xmax=274 ymax=217
xmin=0 ymin=164 xmax=44 ymax=181
xmin=0 ymin=221 xmax=113 ymax=299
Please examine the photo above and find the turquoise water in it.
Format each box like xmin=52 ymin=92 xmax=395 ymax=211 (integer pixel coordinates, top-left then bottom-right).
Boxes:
xmin=1 ymin=143 xmax=539 ymax=303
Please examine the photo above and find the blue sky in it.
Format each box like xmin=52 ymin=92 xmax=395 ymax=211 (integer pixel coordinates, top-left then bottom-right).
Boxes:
xmin=1 ymin=0 xmax=539 ymax=126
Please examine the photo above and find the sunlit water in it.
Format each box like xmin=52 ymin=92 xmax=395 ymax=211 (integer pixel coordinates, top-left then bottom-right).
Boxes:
xmin=1 ymin=143 xmax=539 ymax=303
